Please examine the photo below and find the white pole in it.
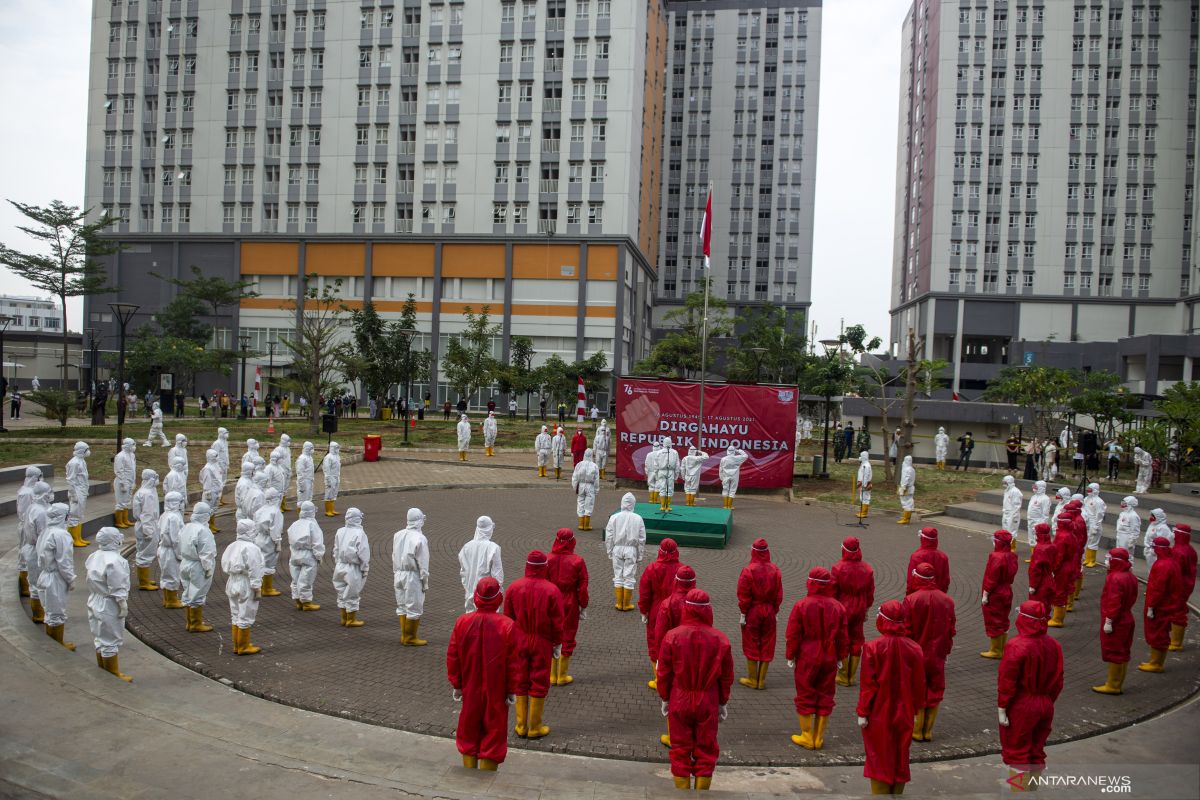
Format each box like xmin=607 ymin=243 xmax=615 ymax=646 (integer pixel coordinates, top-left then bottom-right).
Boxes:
xmin=698 ymin=274 xmax=710 ymax=450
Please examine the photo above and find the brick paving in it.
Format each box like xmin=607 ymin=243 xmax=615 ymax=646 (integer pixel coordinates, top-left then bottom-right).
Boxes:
xmin=126 ymin=472 xmax=1200 ymax=767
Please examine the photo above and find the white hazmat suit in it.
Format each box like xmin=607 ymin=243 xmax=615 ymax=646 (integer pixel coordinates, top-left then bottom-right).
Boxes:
xmin=393 ymin=507 xmax=431 ymax=629
xmin=16 ymin=467 xmax=43 ymax=596
xmin=144 ymin=402 xmax=169 ymax=447
xmin=169 ymin=434 xmax=189 ymax=483
xmin=535 ymin=425 xmax=552 ymax=474
xmin=1114 ymin=496 xmax=1141 ymax=552
xmin=242 ymin=438 xmax=261 ymax=470
xmin=572 ymin=448 xmax=600 ymax=527
xmin=265 ymin=451 xmax=288 ymax=506
xmin=131 ymin=469 xmax=161 ymax=589
xmin=721 ymin=447 xmax=751 ymax=509
xmin=22 ymin=484 xmax=52 ymax=619
xmin=179 ymin=502 xmax=217 ymax=629
xmin=36 ymin=503 xmax=75 ymax=633
xmin=66 ymin=441 xmax=91 ymax=547
xmin=605 ymin=492 xmax=646 ymax=596
xmin=213 ymin=427 xmax=231 ymax=502
xmin=1026 ymin=481 xmax=1052 ymax=547
xmin=112 ymin=438 xmax=137 ymax=524
xmin=222 ymin=519 xmax=265 ymax=650
xmin=1133 ymin=447 xmax=1153 ymax=494
xmin=1051 ymin=487 xmax=1072 ymax=527
xmin=1083 ymin=483 xmax=1107 ymax=551
xmin=645 ymin=440 xmax=665 ymax=500
xmin=853 ymin=450 xmax=872 ymax=514
xmin=898 ymin=455 xmax=916 ymax=519
xmin=680 ymin=447 xmax=709 ymax=504
xmin=199 ymin=449 xmax=223 ymax=527
xmin=157 ymin=491 xmax=186 ymax=605
xmin=287 ymin=501 xmax=325 ymax=609
xmin=163 ymin=456 xmax=187 ymax=514
xmin=483 ymin=412 xmax=498 ymax=456
xmin=254 ymin=488 xmax=284 ymax=596
xmin=1001 ymin=475 xmax=1023 ymax=539
xmin=234 ymin=462 xmax=256 ymax=522
xmin=332 ymin=507 xmax=370 ymax=620
xmin=458 ymin=515 xmax=503 ymax=612
xmin=551 ymin=427 xmax=567 ymax=472
xmin=85 ymin=527 xmax=131 ymax=676
xmin=656 ymin=437 xmax=682 ymax=507
xmin=295 ymin=442 xmax=316 ymax=505
xmin=272 ymin=434 xmax=293 ymax=509
xmin=594 ymin=419 xmax=612 ymax=478
xmin=1144 ymin=509 xmax=1171 ymax=567
xmin=934 ymin=427 xmax=950 ymax=468
xmin=321 ymin=442 xmax=341 ymax=516
xmin=456 ymin=414 xmax=472 ymax=459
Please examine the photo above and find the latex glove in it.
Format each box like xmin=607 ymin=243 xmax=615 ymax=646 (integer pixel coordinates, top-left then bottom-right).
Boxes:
xmin=660 ymin=700 xmax=669 ymax=717
xmin=252 ymin=588 xmax=261 ymax=600
xmin=787 ymin=660 xmax=795 ymax=669
xmin=553 ymin=644 xmax=562 ymax=659
xmin=981 ymin=592 xmax=989 ymax=605
xmin=1147 ymin=608 xmax=1155 ymax=619
xmin=719 ymin=705 xmax=728 ymax=722
xmin=1103 ymin=618 xmax=1113 ymax=634
xmin=998 ymin=707 xmax=1010 ymax=727
xmin=641 ymin=614 xmax=649 ymax=624
xmin=506 ymin=694 xmax=516 ymax=706
xmin=452 ymin=689 xmax=462 ymax=702
xmin=67 ymin=580 xmax=75 ymax=592
xmin=739 ymin=613 xmax=746 ymax=626
xmin=204 ymin=569 xmax=213 ymax=579
xmin=837 ymin=661 xmax=843 ymax=670
xmin=1028 ymin=586 xmax=1035 ymax=596
xmin=857 ymin=716 xmax=868 ymax=729
xmin=580 ymin=608 xmax=588 ymax=621
xmin=117 ymin=599 xmax=129 ymax=618
xmin=421 ymin=575 xmax=429 ymax=592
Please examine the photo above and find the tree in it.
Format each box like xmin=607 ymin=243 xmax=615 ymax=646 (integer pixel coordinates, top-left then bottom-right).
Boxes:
xmin=536 ymin=351 xmax=609 ymax=411
xmin=344 ymin=302 xmax=393 ymax=400
xmin=125 ymin=329 xmax=226 ymax=395
xmin=394 ymin=293 xmax=431 ymax=404
xmin=897 ymin=329 xmax=950 ymax=461
xmin=982 ymin=365 xmax=1080 ymax=440
xmin=442 ymin=305 xmax=501 ymax=404
xmin=0 ymin=200 xmax=118 ymax=426
xmin=795 ymin=347 xmax=856 ymax=475
xmin=633 ymin=279 xmax=732 ymax=379
xmin=1069 ymin=371 xmax=1135 ymax=440
xmin=1153 ymin=381 xmax=1200 ymax=480
xmin=725 ymin=307 xmax=808 ymax=384
xmin=502 ymin=335 xmax=538 ymax=420
xmin=279 ymin=275 xmax=350 ymax=434
xmin=151 ymin=264 xmax=258 ymax=322
xmin=839 ymin=325 xmax=903 ymax=482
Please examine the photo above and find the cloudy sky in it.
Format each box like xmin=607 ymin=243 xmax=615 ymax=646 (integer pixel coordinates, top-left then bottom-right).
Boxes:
xmin=0 ymin=0 xmax=909 ymax=347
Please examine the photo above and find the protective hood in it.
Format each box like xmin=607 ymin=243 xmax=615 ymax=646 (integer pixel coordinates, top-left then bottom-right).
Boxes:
xmin=169 ymin=457 xmax=185 ymax=472
xmin=583 ymin=448 xmax=594 ymax=462
xmin=1106 ymin=548 xmax=1132 ymax=573
xmin=190 ymin=502 xmax=212 ymax=525
xmin=345 ymin=507 xmax=363 ymax=527
xmin=406 ymin=507 xmax=425 ymax=531
xmin=206 ymin=449 xmax=219 ymax=464
xmin=236 ymin=518 xmax=256 ymax=541
xmin=175 ymin=434 xmax=187 ymax=446
xmin=152 ymin=402 xmax=160 ymax=412
xmin=280 ymin=434 xmax=291 ymax=446
xmin=653 ymin=440 xmax=664 ymax=451
xmin=1122 ymin=495 xmax=1137 ymax=509
xmin=263 ymin=488 xmax=280 ymax=504
xmin=1034 ymin=480 xmax=1046 ymax=494
xmin=488 ymin=411 xmax=495 ymax=417
xmin=993 ymin=529 xmax=1013 ymax=551
xmin=330 ymin=442 xmax=341 ymax=455
xmin=33 ymin=481 xmax=52 ymax=503
xmin=728 ymin=446 xmax=738 ymax=456
xmin=902 ymin=455 xmax=913 ymax=468
xmin=141 ymin=469 xmax=158 ymax=488
xmin=240 ymin=463 xmax=254 ymax=478
xmin=96 ymin=527 xmax=123 ymax=551
xmin=473 ymin=576 xmax=504 ymax=613
xmin=662 ymin=436 xmax=673 ymax=449
xmin=524 ymin=549 xmax=549 ymax=579
xmin=298 ymin=501 xmax=317 ymax=520
xmin=1150 ymin=509 xmax=1167 ymax=525
xmin=23 ymin=466 xmax=42 ymax=488
xmin=164 ymin=491 xmax=184 ymax=511
xmin=1134 ymin=446 xmax=1145 ymax=457
xmin=1016 ymin=600 xmax=1050 ymax=637
xmin=840 ymin=536 xmax=863 ymax=562
xmin=750 ymin=537 xmax=771 ymax=563
xmin=47 ymin=502 xmax=69 ymax=526
xmin=1087 ymin=482 xmax=1100 ymax=495
xmin=246 ymin=439 xmax=259 ymax=453
xmin=1003 ymin=475 xmax=1015 ymax=488
xmin=1035 ymin=522 xmax=1052 ymax=544
xmin=551 ymin=527 xmax=576 ymax=554
xmin=218 ymin=427 xmax=229 ymax=441
xmin=859 ymin=451 xmax=870 ymax=464
xmin=938 ymin=427 xmax=945 ymax=434
xmin=303 ymin=442 xmax=314 ymax=455
xmin=876 ymin=599 xmax=908 ymax=637
xmin=1071 ymin=493 xmax=1084 ymax=504
xmin=911 ymin=561 xmax=938 ymax=591
xmin=252 ymin=472 xmax=268 ymax=488
xmin=682 ymin=588 xmax=714 ymax=626
xmin=473 ymin=516 xmax=495 ymax=541
xmin=73 ymin=441 xmax=90 ymax=458
xmin=1153 ymin=536 xmax=1173 ymax=559
xmin=460 ymin=414 xmax=468 ymax=422
xmin=688 ymin=447 xmax=699 ymax=458
xmin=918 ymin=527 xmax=939 ymax=549
xmin=656 ymin=538 xmax=680 ymax=563
xmin=541 ymin=425 xmax=548 ymax=433
xmin=1056 ymin=488 xmax=1072 ymax=502
xmin=271 ymin=451 xmax=284 ymax=465
xmin=673 ymin=564 xmax=697 ymax=593
xmin=122 ymin=438 xmax=136 ymax=452
xmin=1174 ymin=524 xmax=1192 ymax=548
xmin=807 ymin=566 xmax=835 ymax=597
xmin=600 ymin=419 xmax=608 ymax=428
xmin=620 ymin=492 xmax=636 ymax=511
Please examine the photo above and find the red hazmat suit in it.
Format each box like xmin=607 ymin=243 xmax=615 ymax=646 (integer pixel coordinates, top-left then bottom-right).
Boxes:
xmin=640 ymin=538 xmax=681 ymax=661
xmin=832 ymin=537 xmax=875 ymax=656
xmin=998 ymin=600 xmax=1064 ymax=769
xmin=1098 ymin=549 xmax=1138 ymax=663
xmin=1068 ymin=507 xmax=1088 ymax=582
xmin=546 ymin=528 xmax=589 ymax=657
xmin=784 ymin=567 xmax=849 ymax=716
xmin=504 ymin=551 xmax=565 ymax=698
xmin=1027 ymin=524 xmax=1057 ymax=609
xmin=905 ymin=528 xmax=950 ymax=594
xmin=447 ymin=577 xmax=521 ymax=763
xmin=857 ymin=600 xmax=926 ymax=787
xmin=656 ymin=589 xmax=734 ymax=779
xmin=982 ymin=530 xmax=1018 ymax=637
xmin=905 ymin=563 xmax=957 ymax=709
xmin=653 ymin=565 xmax=697 ymax=657
xmin=1144 ymin=537 xmax=1183 ymax=649
xmin=737 ymin=538 xmax=784 ymax=662
xmin=1052 ymin=516 xmax=1080 ymax=607
xmin=570 ymin=430 xmax=588 ymax=466
xmin=1172 ymin=525 xmax=1197 ymax=606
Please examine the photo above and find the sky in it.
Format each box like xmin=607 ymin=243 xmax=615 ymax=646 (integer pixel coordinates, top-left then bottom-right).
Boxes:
xmin=0 ymin=0 xmax=909 ymax=346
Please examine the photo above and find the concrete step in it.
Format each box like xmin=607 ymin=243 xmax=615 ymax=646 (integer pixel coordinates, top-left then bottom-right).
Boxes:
xmin=0 ymin=463 xmax=54 ymax=485
xmin=1172 ymin=482 xmax=1200 ymax=498
xmin=973 ymin=484 xmax=1200 ymax=520
xmin=0 ymin=478 xmax=111 ymax=518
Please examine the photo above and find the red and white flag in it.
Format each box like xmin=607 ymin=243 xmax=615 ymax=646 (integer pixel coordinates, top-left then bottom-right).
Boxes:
xmin=951 ymin=391 xmax=960 ymax=402
xmin=253 ymin=366 xmax=262 ymax=415
xmin=700 ymin=185 xmax=713 ymax=269
xmin=576 ymin=377 xmax=586 ymax=423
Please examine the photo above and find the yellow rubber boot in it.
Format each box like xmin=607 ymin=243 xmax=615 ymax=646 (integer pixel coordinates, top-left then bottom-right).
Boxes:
xmin=1091 ymin=662 xmax=1125 ymax=694
xmin=1025 ymin=545 xmax=1036 ymax=564
xmin=673 ymin=776 xmax=691 ymax=789
xmin=1047 ymin=606 xmax=1066 ymax=627
xmin=101 ymin=653 xmax=133 ymax=682
xmin=30 ymin=598 xmax=45 ymax=624
xmin=857 ymin=503 xmax=869 ymax=519
xmin=345 ymin=610 xmax=365 ymax=627
xmin=461 ymin=754 xmax=478 ymax=769
xmin=1084 ymin=548 xmax=1098 ymax=568
xmin=137 ymin=565 xmax=159 ymax=591
xmin=757 ymin=660 xmax=769 ymax=690
xmin=514 ymin=696 xmax=528 ymax=737
xmin=660 ymin=726 xmax=671 ymax=747
xmin=407 ymin=617 xmax=427 ymax=646
xmin=46 ymin=623 xmax=76 ymax=650
xmin=188 ymin=606 xmax=214 ymax=632
xmin=847 ymin=654 xmax=861 ymax=685
xmin=477 ymin=758 xmax=498 ymax=771
xmin=325 ymin=500 xmax=338 ymax=517
xmin=162 ymin=589 xmax=184 ymax=609
xmin=870 ymin=779 xmax=891 ymax=794
xmin=912 ymin=708 xmax=926 ymax=742
xmin=649 ymin=661 xmax=658 ymax=690
xmin=239 ymin=626 xmax=262 ymax=655
xmin=836 ymin=659 xmax=851 ymax=686
xmin=791 ymin=714 xmax=816 ymax=749
xmin=897 ymin=511 xmax=911 ymax=525
xmin=981 ymin=636 xmax=1004 ymax=659
xmin=1169 ymin=623 xmax=1186 ymax=651
xmin=558 ymin=655 xmax=573 ymax=685
xmin=695 ymin=777 xmax=712 ymax=790
xmin=814 ymin=715 xmax=830 ymax=749
xmin=555 ymin=467 xmax=561 ymax=479
xmin=527 ymin=696 xmax=550 ymax=738
xmin=614 ymin=586 xmax=623 ymax=610
xmin=739 ymin=659 xmax=759 ymax=689
xmin=623 ymin=587 xmax=636 ymax=611
xmin=921 ymin=704 xmax=940 ymax=741
xmin=70 ymin=524 xmax=88 ymax=548
xmin=18 ymin=571 xmax=29 ymax=598
xmin=261 ymin=574 xmax=282 ymax=597
xmin=1011 ymin=538 xmax=1018 ymax=553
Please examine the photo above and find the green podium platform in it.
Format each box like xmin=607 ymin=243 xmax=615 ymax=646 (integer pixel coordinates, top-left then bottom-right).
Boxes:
xmin=633 ymin=503 xmax=733 ymax=549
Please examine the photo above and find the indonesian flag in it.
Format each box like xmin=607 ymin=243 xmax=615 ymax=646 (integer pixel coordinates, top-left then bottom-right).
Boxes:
xmin=576 ymin=377 xmax=586 ymax=423
xmin=700 ymin=186 xmax=713 ymax=269
xmin=254 ymin=366 xmax=261 ymax=406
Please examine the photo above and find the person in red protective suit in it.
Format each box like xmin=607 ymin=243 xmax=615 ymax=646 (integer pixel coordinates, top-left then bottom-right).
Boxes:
xmin=1138 ymin=536 xmax=1183 ymax=673
xmin=653 ymin=564 xmax=697 ymax=748
xmin=980 ymin=529 xmax=1018 ymax=659
xmin=656 ymin=588 xmax=734 ymax=791
xmin=1092 ymin=548 xmax=1138 ymax=694
xmin=904 ymin=561 xmax=956 ymax=743
xmin=833 ymin=536 xmax=875 ymax=687
xmin=736 ymin=537 xmax=784 ymax=690
xmin=857 ymin=599 xmax=926 ymax=795
xmin=905 ymin=528 xmax=949 ymax=595
xmin=504 ymin=550 xmax=564 ymax=738
xmin=784 ymin=566 xmax=848 ymax=750
xmin=1170 ymin=524 xmax=1196 ymax=651
xmin=447 ymin=577 xmax=521 ymax=770
xmin=1047 ymin=515 xmax=1079 ymax=628
xmin=570 ymin=427 xmax=588 ymax=466
xmin=998 ymin=600 xmax=1063 ymax=789
xmin=546 ymin=527 xmax=589 ymax=685
xmin=640 ymin=537 xmax=680 ymax=689
xmin=1027 ymin=523 xmax=1057 ymax=610
xmin=1066 ymin=502 xmax=1089 ymax=609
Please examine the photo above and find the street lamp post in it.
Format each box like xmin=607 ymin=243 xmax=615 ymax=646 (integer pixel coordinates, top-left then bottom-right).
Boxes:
xmin=0 ymin=315 xmax=14 ymax=433
xmin=398 ymin=328 xmax=416 ymax=445
xmin=85 ymin=327 xmax=100 ymax=397
xmin=816 ymin=339 xmax=843 ymax=480
xmin=109 ymin=303 xmax=140 ymax=450
xmin=238 ymin=335 xmax=251 ymax=419
xmin=266 ymin=340 xmax=277 ymax=410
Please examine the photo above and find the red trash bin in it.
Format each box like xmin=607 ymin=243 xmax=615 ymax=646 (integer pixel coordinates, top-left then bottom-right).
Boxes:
xmin=363 ymin=434 xmax=382 ymax=462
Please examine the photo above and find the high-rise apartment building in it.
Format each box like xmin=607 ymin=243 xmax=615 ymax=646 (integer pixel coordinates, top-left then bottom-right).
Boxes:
xmin=891 ymin=0 xmax=1199 ymax=394
xmin=655 ymin=0 xmax=820 ymax=320
xmin=83 ymin=0 xmax=667 ymax=406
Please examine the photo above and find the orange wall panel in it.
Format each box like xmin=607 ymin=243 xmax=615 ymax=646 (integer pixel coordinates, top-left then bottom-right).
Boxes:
xmin=439 ymin=301 xmax=504 ymax=316
xmin=512 ymin=244 xmax=582 ymax=279
xmin=510 ymin=303 xmax=582 ymax=317
xmin=442 ymin=244 xmax=505 ymax=278
xmin=306 ymin=243 xmax=366 ymax=276
xmin=589 ymin=246 xmax=619 ymax=280
xmin=239 ymin=297 xmax=294 ymax=310
xmin=373 ymin=300 xmax=435 ymax=313
xmin=240 ymin=242 xmax=299 ymax=275
xmin=374 ymin=243 xmax=436 ymax=276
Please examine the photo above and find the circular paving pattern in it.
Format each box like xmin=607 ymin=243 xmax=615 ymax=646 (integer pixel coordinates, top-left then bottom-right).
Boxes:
xmin=126 ymin=484 xmax=1200 ymax=766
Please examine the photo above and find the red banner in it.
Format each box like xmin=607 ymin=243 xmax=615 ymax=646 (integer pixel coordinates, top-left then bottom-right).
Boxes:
xmin=615 ymin=378 xmax=797 ymax=489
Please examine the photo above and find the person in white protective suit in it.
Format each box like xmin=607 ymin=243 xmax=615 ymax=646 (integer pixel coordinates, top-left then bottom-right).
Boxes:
xmin=1001 ymin=475 xmax=1023 ymax=552
xmin=482 ymin=411 xmax=498 ymax=457
xmin=1082 ymin=483 xmax=1107 ymax=566
xmin=802 ymin=417 xmax=814 ymax=443
xmin=31 ymin=375 xmax=40 ymax=391
xmin=550 ymin=425 xmax=567 ymax=478
xmin=393 ymin=507 xmax=431 ymax=645
xmin=1051 ymin=487 xmax=1072 ymax=527
xmin=645 ymin=439 xmax=665 ymax=503
xmin=1114 ymin=496 xmax=1142 ymax=554
xmin=241 ymin=438 xmax=261 ymax=470
xmin=605 ymin=492 xmax=646 ymax=611
xmin=233 ymin=462 xmax=256 ymax=523
xmin=271 ymin=434 xmax=293 ymax=510
xmin=163 ymin=455 xmax=188 ymax=517
xmin=179 ymin=502 xmax=217 ymax=632
xmin=897 ymin=454 xmax=916 ymax=525
xmin=656 ymin=437 xmax=682 ymax=512
xmin=112 ymin=438 xmax=137 ymax=529
xmin=1059 ymin=426 xmax=1073 ymax=451
xmin=22 ymin=481 xmax=53 ymax=623
xmin=1144 ymin=509 xmax=1172 ymax=568
xmin=265 ymin=450 xmax=288 ymax=511
xmin=594 ymin=418 xmax=612 ymax=479
xmin=572 ymin=448 xmax=600 ymax=530
xmin=722 ymin=446 xmax=751 ymax=510
xmin=458 ymin=515 xmax=503 ymax=612
xmin=1133 ymin=446 xmax=1153 ymax=494
xmin=295 ymin=441 xmax=316 ymax=505
xmin=199 ymin=449 xmax=223 ymax=533
xmin=853 ymin=450 xmax=872 ymax=518
xmin=1043 ymin=440 xmax=1059 ymax=481
xmin=254 ymin=487 xmax=285 ymax=597
xmin=456 ymin=413 xmax=472 ymax=461
xmin=1025 ymin=481 xmax=1052 ymax=559
xmin=157 ymin=491 xmax=186 ymax=608
xmin=680 ymin=447 xmax=709 ymax=506
xmin=85 ymin=527 xmax=132 ymax=680
xmin=934 ymin=427 xmax=950 ymax=470
xmin=287 ymin=501 xmax=325 ymax=612
xmin=222 ymin=518 xmax=266 ymax=654
xmin=37 ymin=502 xmax=76 ymax=649
xmin=66 ymin=441 xmax=92 ymax=547
xmin=213 ymin=427 xmax=231 ymax=505
xmin=169 ymin=433 xmax=189 ymax=483
xmin=795 ymin=422 xmax=803 ymax=462
xmin=332 ymin=507 xmax=371 ymax=626
xmin=131 ymin=469 xmax=161 ymax=591
xmin=322 ymin=441 xmax=342 ymax=517
xmin=534 ymin=425 xmax=552 ymax=477
xmin=16 ymin=466 xmax=43 ymax=598
xmin=144 ymin=401 xmax=169 ymax=447
xmin=245 ymin=470 xmax=268 ymax=527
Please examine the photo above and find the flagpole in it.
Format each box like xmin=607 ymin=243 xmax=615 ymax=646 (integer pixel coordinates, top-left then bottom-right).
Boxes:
xmin=697 ymin=182 xmax=713 ymax=451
